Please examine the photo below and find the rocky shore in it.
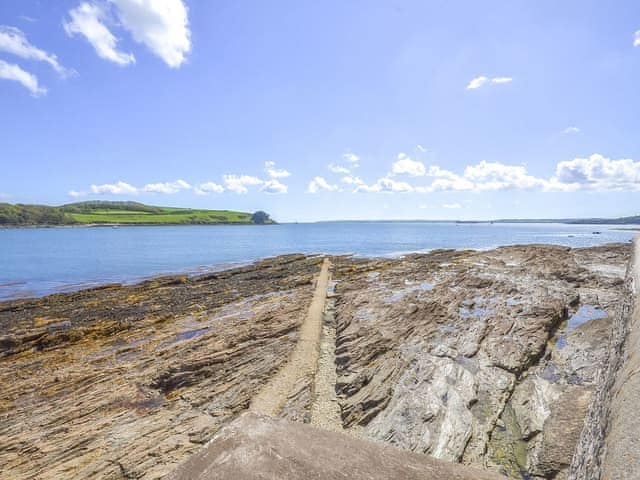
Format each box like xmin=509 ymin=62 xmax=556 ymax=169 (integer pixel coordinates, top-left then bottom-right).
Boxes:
xmin=0 ymin=243 xmax=631 ymax=479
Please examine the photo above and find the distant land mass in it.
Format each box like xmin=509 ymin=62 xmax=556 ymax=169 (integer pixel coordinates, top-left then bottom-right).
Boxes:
xmin=458 ymin=216 xmax=640 ymax=225
xmin=0 ymin=201 xmax=274 ymax=226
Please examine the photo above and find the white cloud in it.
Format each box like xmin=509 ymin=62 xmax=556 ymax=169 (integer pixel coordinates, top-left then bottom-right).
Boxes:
xmin=0 ymin=59 xmax=46 ymax=96
xmin=341 ymin=175 xmax=364 ymax=185
xmin=64 ymin=2 xmax=135 ymax=66
xmin=634 ymin=30 xmax=640 ymax=47
xmin=342 ymin=152 xmax=360 ymax=164
xmin=194 ymin=182 xmax=224 ymax=195
xmin=416 ymin=144 xmax=427 ymax=153
xmin=110 ymin=0 xmax=191 ymax=68
xmin=261 ymin=179 xmax=288 ymax=194
xmin=466 ymin=76 xmax=488 ymax=90
xmin=68 ymin=190 xmax=87 ymax=197
xmin=307 ymin=176 xmax=338 ymax=193
xmin=90 ymin=181 xmax=138 ymax=195
xmin=65 ymin=0 xmax=191 ymax=68
xmin=562 ymin=126 xmax=580 ymax=134
xmin=463 ymin=160 xmax=543 ymax=191
xmin=352 ymin=159 xmax=544 ymax=195
xmin=442 ymin=203 xmax=462 ymax=209
xmin=466 ymin=75 xmax=512 ymax=90
xmin=328 ymin=163 xmax=350 ymax=174
xmin=391 ymin=153 xmax=426 ymax=176
xmin=0 ymin=26 xmax=73 ymax=77
xmin=491 ymin=77 xmax=512 ymax=85
xmin=421 ymin=165 xmax=475 ymax=192
xmin=265 ymin=161 xmax=291 ymax=179
xmin=143 ymin=179 xmax=191 ymax=194
xmin=355 ymin=177 xmax=413 ymax=193
xmin=345 ymin=154 xmax=640 ymax=195
xmin=223 ymin=174 xmax=263 ymax=194
xmin=553 ymin=154 xmax=640 ymax=191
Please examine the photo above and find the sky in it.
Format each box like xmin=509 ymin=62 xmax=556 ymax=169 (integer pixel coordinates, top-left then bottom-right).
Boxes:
xmin=0 ymin=0 xmax=639 ymax=222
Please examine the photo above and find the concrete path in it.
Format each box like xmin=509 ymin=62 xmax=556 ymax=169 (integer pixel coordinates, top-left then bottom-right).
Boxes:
xmin=250 ymin=258 xmax=331 ymax=416
xmin=310 ymin=280 xmax=344 ymax=432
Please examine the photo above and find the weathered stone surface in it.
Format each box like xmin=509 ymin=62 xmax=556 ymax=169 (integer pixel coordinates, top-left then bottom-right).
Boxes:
xmin=0 ymin=255 xmax=321 ymax=479
xmin=0 ymin=244 xmax=631 ymax=480
xmin=168 ymin=413 xmax=507 ymax=480
xmin=330 ymin=244 xmax=629 ymax=479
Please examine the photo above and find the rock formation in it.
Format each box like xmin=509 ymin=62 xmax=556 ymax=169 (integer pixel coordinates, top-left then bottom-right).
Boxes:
xmin=0 ymin=243 xmax=631 ymax=479
xmin=168 ymin=413 xmax=506 ymax=480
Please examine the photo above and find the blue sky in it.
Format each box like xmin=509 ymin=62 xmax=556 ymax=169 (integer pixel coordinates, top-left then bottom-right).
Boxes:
xmin=0 ymin=0 xmax=639 ymax=222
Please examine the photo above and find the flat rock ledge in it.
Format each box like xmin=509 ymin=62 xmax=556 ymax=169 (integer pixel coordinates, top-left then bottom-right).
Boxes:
xmin=169 ymin=413 xmax=507 ymax=480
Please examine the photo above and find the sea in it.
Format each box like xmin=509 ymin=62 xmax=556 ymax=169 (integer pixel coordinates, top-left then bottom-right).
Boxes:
xmin=0 ymin=222 xmax=636 ymax=301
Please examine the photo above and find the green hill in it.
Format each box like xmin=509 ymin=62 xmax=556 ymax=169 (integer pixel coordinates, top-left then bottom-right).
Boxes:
xmin=0 ymin=201 xmax=274 ymax=226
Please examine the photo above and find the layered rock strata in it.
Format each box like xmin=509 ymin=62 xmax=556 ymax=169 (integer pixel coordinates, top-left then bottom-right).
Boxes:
xmin=0 ymin=255 xmax=321 ymax=479
xmin=330 ymin=244 xmax=629 ymax=479
xmin=0 ymin=243 xmax=631 ymax=480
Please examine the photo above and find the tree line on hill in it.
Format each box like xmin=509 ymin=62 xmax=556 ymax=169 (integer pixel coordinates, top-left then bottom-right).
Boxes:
xmin=0 ymin=203 xmax=75 ymax=225
xmin=0 ymin=201 xmax=274 ymax=226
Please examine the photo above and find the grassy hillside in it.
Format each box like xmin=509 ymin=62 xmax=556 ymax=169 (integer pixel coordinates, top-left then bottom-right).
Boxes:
xmin=0 ymin=201 xmax=272 ymax=226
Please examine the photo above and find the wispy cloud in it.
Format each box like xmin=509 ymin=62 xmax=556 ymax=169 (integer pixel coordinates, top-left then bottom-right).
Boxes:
xmin=416 ymin=144 xmax=427 ymax=153
xmin=0 ymin=59 xmax=46 ymax=96
xmin=342 ymin=152 xmax=360 ymax=165
xmin=110 ymin=0 xmax=191 ymax=68
xmin=634 ymin=30 xmax=640 ymax=47
xmin=307 ymin=176 xmax=338 ymax=193
xmin=0 ymin=26 xmax=74 ymax=77
xmin=442 ymin=203 xmax=462 ymax=209
xmin=562 ymin=126 xmax=580 ymax=134
xmin=64 ymin=0 xmax=191 ymax=68
xmin=64 ymin=2 xmax=135 ymax=66
xmin=328 ymin=163 xmax=350 ymax=174
xmin=466 ymin=75 xmax=513 ymax=90
xmin=466 ymin=76 xmax=488 ymax=89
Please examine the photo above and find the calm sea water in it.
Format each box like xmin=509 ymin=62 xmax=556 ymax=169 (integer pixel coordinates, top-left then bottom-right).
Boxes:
xmin=0 ymin=222 xmax=636 ymax=300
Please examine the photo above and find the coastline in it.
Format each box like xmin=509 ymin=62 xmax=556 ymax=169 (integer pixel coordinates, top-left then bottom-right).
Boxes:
xmin=1 ymin=239 xmax=633 ymax=303
xmin=0 ymin=243 xmax=631 ymax=479
xmin=0 ymin=222 xmax=275 ymax=229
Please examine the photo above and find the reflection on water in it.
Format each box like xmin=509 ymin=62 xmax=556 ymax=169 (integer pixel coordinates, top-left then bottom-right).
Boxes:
xmin=556 ymin=305 xmax=608 ymax=349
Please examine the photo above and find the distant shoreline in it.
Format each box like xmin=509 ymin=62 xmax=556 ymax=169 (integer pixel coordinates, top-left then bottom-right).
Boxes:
xmin=3 ymin=220 xmax=640 ymax=229
xmin=0 ymin=222 xmax=275 ymax=229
